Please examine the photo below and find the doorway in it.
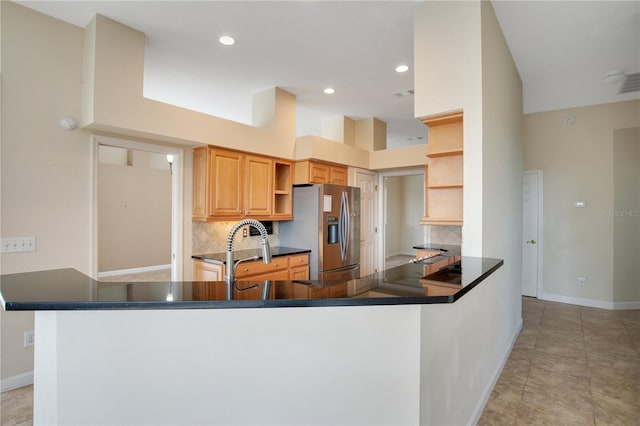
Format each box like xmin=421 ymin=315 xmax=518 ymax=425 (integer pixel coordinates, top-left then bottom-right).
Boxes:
xmin=522 ymin=170 xmax=543 ymax=297
xmin=379 ymin=168 xmax=425 ymax=270
xmin=91 ymin=135 xmax=183 ymax=281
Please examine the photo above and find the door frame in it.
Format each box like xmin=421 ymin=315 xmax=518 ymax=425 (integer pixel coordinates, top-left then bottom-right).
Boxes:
xmin=523 ymin=169 xmax=544 ymax=298
xmin=90 ymin=135 xmax=184 ymax=281
xmin=350 ymin=167 xmax=379 ymax=275
xmin=378 ymin=167 xmax=425 ymax=271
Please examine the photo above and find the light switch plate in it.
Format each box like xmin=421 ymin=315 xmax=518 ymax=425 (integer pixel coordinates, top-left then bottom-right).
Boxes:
xmin=1 ymin=237 xmax=37 ymax=253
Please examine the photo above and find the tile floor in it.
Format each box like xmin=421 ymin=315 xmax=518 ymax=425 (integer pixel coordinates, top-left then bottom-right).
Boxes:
xmin=99 ymin=267 xmax=171 ymax=282
xmin=2 ymin=297 xmax=639 ymax=425
xmin=385 ymin=254 xmax=415 ymax=270
xmin=479 ymin=297 xmax=640 ymax=425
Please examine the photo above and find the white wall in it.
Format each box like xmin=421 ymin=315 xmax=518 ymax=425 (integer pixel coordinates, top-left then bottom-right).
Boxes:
xmin=384 ymin=175 xmax=424 ymax=258
xmin=385 ymin=177 xmax=404 ymax=256
xmin=524 ymin=100 xmax=640 ymax=306
xmin=414 ymin=2 xmax=524 ymax=423
xmin=414 ymin=1 xmax=483 ymax=256
xmin=35 ymin=306 xmax=422 ymax=425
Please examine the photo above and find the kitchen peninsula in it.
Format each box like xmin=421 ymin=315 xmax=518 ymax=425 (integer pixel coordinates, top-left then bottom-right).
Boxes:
xmin=1 ymin=256 xmax=503 ymax=425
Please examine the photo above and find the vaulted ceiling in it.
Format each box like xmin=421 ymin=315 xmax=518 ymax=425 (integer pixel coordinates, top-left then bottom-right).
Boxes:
xmin=16 ymin=1 xmax=640 ymax=148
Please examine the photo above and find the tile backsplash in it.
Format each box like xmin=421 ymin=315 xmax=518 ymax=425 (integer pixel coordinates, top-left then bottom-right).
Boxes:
xmin=428 ymin=225 xmax=462 ymax=246
xmin=192 ymin=221 xmax=280 ymax=255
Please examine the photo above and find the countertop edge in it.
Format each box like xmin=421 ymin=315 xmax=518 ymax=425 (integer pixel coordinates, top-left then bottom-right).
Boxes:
xmin=1 ymin=258 xmax=504 ymax=311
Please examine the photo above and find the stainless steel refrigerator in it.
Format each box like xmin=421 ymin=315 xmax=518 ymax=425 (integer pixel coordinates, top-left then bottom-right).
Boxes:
xmin=279 ymin=184 xmax=360 ymax=281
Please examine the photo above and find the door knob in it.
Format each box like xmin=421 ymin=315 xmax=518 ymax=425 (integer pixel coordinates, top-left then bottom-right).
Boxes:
xmin=526 ymin=240 xmax=536 ymax=244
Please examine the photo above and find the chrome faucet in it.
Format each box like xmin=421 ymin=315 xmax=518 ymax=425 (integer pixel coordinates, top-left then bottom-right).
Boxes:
xmin=225 ymin=219 xmax=271 ymax=284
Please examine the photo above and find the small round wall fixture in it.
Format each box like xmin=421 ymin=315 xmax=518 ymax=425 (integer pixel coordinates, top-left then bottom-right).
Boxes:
xmin=395 ymin=64 xmax=409 ymax=73
xmin=60 ymin=116 xmax=78 ymax=130
xmin=323 ymin=87 xmax=335 ymax=94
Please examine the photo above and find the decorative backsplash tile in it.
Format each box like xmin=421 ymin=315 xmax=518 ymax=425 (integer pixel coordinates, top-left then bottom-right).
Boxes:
xmin=428 ymin=225 xmax=462 ymax=246
xmin=192 ymin=221 xmax=280 ymax=255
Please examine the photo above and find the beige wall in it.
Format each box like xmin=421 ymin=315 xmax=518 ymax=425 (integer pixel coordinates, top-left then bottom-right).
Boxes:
xmin=613 ymin=127 xmax=640 ymax=303
xmin=98 ymin=150 xmax=171 ymax=272
xmin=0 ymin=1 xmax=92 ymax=383
xmin=524 ymin=100 xmax=640 ymax=305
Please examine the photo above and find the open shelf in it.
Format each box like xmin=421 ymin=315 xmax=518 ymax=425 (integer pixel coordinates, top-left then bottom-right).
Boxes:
xmin=420 ymin=110 xmax=463 ymax=226
xmin=273 ymin=160 xmax=292 ymax=217
xmin=427 ymin=184 xmax=463 ymax=189
xmin=426 ymin=149 xmax=463 ymax=158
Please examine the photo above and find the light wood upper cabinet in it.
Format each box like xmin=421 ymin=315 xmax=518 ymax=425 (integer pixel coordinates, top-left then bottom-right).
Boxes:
xmin=419 ymin=111 xmax=464 ymax=226
xmin=244 ymin=155 xmax=273 ymax=217
xmin=210 ymin=148 xmax=244 ymax=217
xmin=192 ymin=147 xmax=209 ymax=220
xmin=192 ymin=146 xmax=293 ymax=221
xmin=294 ymin=160 xmax=348 ymax=185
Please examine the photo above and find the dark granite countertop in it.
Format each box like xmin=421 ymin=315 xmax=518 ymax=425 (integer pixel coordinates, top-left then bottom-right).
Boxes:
xmin=0 ymin=256 xmax=503 ymax=311
xmin=192 ymin=246 xmax=311 ymax=265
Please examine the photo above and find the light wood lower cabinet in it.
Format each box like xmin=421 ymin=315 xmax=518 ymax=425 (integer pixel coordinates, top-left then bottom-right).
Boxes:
xmin=193 ymin=253 xmax=309 ymax=283
xmin=192 ymin=253 xmax=352 ymax=301
xmin=193 ymin=261 xmax=223 ymax=281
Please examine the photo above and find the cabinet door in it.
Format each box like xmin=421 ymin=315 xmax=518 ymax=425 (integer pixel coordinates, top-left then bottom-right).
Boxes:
xmin=193 ymin=260 xmax=224 ymax=281
xmin=192 ymin=147 xmax=209 ymax=220
xmin=290 ymin=266 xmax=309 ymax=280
xmin=308 ymin=162 xmax=330 ymax=183
xmin=239 ymin=268 xmax=290 ymax=282
xmin=330 ymin=166 xmax=347 ymax=185
xmin=244 ymin=155 xmax=273 ymax=216
xmin=210 ymin=149 xmax=244 ymax=217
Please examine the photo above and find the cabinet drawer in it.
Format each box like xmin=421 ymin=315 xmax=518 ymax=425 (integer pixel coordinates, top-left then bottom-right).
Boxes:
xmin=289 ymin=253 xmax=309 ymax=267
xmin=235 ymin=257 xmax=289 ymax=278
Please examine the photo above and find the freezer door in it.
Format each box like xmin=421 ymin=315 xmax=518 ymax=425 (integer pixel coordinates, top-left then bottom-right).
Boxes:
xmin=319 ymin=264 xmax=360 ymax=282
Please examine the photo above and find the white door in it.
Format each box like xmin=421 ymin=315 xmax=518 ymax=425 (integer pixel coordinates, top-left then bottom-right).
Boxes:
xmin=522 ymin=170 xmax=542 ymax=297
xmin=354 ymin=168 xmax=378 ymax=275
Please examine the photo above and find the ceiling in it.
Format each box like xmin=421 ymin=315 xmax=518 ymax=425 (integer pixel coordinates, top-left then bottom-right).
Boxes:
xmin=15 ymin=1 xmax=640 ymax=148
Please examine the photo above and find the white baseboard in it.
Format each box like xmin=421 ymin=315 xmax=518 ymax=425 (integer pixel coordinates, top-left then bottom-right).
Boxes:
xmin=469 ymin=317 xmax=523 ymax=425
xmin=613 ymin=301 xmax=640 ymax=310
xmin=542 ymin=293 xmax=640 ymax=311
xmin=1 ymin=371 xmax=33 ymax=392
xmin=98 ymin=264 xmax=171 ymax=278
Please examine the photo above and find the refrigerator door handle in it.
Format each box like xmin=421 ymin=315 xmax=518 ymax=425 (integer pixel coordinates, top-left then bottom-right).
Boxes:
xmin=339 ymin=191 xmax=349 ymax=261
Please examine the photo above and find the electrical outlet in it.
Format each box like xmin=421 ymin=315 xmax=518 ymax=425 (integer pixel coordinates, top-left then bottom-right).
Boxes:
xmin=24 ymin=330 xmax=34 ymax=347
xmin=1 ymin=237 xmax=36 ymax=253
xmin=577 ymin=277 xmax=587 ymax=285
xmin=243 ymin=228 xmax=248 ymax=237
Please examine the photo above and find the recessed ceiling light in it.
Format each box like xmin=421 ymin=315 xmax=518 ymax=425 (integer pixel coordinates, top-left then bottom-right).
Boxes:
xmin=323 ymin=88 xmax=335 ymax=94
xmin=395 ymin=65 xmax=409 ymax=73
xmin=218 ymin=35 xmax=236 ymax=46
